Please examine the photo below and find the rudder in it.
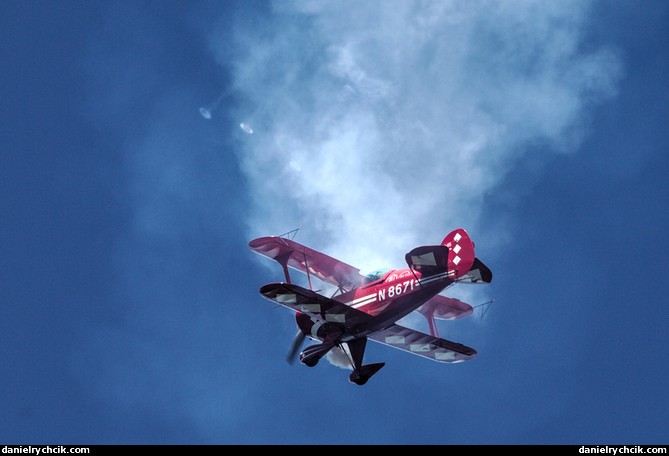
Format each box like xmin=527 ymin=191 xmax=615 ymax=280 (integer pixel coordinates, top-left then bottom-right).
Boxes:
xmin=441 ymin=228 xmax=476 ymax=278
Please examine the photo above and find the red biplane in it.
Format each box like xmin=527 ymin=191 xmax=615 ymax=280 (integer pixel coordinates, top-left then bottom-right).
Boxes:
xmin=249 ymin=228 xmax=492 ymax=385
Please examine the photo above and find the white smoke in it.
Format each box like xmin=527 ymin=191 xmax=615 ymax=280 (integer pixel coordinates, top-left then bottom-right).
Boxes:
xmin=75 ymin=0 xmax=625 ymax=438
xmin=326 ymin=346 xmax=354 ymax=371
xmin=217 ymin=0 xmax=621 ymax=275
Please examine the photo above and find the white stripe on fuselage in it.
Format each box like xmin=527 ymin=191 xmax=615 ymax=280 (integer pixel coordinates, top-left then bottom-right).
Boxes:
xmin=417 ymin=271 xmax=454 ymax=286
xmin=349 ymin=293 xmax=377 ymax=309
xmin=346 ymin=271 xmax=454 ymax=309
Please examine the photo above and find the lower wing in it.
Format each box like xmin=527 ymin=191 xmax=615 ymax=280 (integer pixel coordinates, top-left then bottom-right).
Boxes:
xmin=259 ymin=282 xmax=373 ymax=329
xmin=368 ymin=323 xmax=477 ymax=363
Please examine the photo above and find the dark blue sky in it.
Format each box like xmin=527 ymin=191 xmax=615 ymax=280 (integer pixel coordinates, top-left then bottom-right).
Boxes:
xmin=1 ymin=0 xmax=667 ymax=444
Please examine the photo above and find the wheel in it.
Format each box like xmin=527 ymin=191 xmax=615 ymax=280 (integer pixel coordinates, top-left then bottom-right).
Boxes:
xmin=349 ymin=372 xmax=369 ymax=385
xmin=303 ymin=357 xmax=319 ymax=367
xmin=300 ymin=354 xmax=319 ymax=367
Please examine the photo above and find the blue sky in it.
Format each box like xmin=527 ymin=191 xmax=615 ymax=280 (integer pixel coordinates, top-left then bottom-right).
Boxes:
xmin=1 ymin=0 xmax=667 ymax=444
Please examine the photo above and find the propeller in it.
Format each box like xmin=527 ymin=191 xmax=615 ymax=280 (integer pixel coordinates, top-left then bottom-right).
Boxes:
xmin=286 ymin=330 xmax=306 ymax=364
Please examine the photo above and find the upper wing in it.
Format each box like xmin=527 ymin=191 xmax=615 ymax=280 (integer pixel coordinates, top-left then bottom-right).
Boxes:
xmin=259 ymin=282 xmax=374 ymax=329
xmin=249 ymin=236 xmax=363 ymax=291
xmin=368 ymin=323 xmax=477 ymax=363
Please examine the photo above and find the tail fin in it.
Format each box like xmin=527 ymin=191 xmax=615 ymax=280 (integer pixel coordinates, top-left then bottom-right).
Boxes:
xmin=405 ymin=228 xmax=476 ymax=279
xmin=441 ymin=228 xmax=476 ymax=277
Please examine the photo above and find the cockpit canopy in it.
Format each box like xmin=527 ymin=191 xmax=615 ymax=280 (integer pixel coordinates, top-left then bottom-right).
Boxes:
xmin=362 ymin=268 xmax=391 ymax=285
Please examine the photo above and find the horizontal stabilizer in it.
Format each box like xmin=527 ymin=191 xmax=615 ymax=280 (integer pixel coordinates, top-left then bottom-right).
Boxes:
xmin=456 ymin=258 xmax=492 ymax=284
xmin=405 ymin=244 xmax=450 ymax=276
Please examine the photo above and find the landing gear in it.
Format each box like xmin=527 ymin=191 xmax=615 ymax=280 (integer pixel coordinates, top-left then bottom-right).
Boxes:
xmin=302 ymin=356 xmax=319 ymax=367
xmin=298 ymin=328 xmax=342 ymax=367
xmin=349 ymin=371 xmax=370 ymax=386
xmin=295 ymin=332 xmax=386 ymax=385
xmin=348 ymin=362 xmax=385 ymax=385
xmin=344 ymin=338 xmax=385 ymax=386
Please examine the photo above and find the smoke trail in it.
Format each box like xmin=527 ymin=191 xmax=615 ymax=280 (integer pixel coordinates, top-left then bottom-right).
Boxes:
xmin=199 ymin=90 xmax=229 ymax=119
xmin=220 ymin=0 xmax=621 ymax=275
xmin=74 ymin=0 xmax=625 ymax=437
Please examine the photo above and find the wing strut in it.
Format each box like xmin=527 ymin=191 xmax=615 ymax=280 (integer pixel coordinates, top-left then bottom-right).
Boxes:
xmin=473 ymin=299 xmax=495 ymax=320
xmin=409 ymin=267 xmax=423 ymax=290
xmin=278 ymin=224 xmax=301 ymax=240
xmin=274 ymin=251 xmax=293 ymax=284
xmin=301 ymin=250 xmax=313 ymax=290
xmin=426 ymin=312 xmax=439 ymax=338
